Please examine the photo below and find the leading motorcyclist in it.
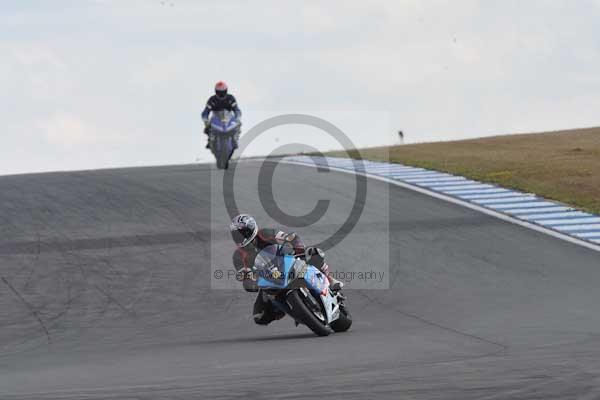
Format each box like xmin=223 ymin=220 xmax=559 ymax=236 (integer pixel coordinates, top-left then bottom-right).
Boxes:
xmin=201 ymin=81 xmax=242 ymax=149
xmin=230 ymin=214 xmax=342 ymax=326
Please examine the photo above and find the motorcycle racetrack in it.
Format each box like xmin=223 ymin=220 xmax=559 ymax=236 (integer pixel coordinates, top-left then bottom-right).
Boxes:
xmin=1 ymin=160 xmax=600 ymax=399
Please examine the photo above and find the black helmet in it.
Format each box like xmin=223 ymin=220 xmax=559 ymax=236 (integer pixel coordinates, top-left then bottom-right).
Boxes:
xmin=230 ymin=214 xmax=258 ymax=247
xmin=215 ymin=81 xmax=228 ymax=99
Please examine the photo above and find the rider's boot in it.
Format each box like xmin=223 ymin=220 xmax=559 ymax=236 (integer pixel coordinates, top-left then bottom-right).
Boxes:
xmin=253 ymin=291 xmax=285 ymax=325
xmin=233 ymin=130 xmax=240 ymax=149
xmin=328 ymin=275 xmax=344 ymax=292
xmin=204 ymin=126 xmax=211 ymax=149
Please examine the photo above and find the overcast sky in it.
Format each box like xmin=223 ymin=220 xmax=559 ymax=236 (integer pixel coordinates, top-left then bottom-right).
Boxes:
xmin=3 ymin=0 xmax=600 ymax=175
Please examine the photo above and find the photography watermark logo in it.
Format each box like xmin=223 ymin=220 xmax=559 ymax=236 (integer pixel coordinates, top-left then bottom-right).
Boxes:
xmin=210 ymin=111 xmax=391 ymax=290
xmin=223 ymin=114 xmax=368 ymax=250
xmin=212 ymin=267 xmax=387 ymax=286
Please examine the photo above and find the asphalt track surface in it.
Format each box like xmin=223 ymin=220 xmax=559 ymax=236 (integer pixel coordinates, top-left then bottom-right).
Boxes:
xmin=1 ymin=161 xmax=600 ymax=399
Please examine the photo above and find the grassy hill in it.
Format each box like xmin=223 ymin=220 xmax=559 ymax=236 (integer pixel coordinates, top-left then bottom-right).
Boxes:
xmin=327 ymin=127 xmax=600 ymax=214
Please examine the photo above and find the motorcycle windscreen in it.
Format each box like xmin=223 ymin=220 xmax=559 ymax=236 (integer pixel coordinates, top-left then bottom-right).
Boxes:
xmin=255 ymin=245 xmax=295 ymax=289
xmin=210 ymin=110 xmax=236 ymax=133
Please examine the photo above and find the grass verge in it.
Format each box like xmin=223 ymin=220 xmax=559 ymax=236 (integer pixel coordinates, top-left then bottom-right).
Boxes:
xmin=327 ymin=127 xmax=600 ymax=215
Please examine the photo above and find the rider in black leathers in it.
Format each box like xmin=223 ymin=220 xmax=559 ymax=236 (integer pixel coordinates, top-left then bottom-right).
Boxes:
xmin=202 ymin=81 xmax=242 ymax=149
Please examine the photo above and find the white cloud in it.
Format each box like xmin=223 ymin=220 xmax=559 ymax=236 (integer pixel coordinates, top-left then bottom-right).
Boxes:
xmin=2 ymin=0 xmax=600 ymax=174
xmin=40 ymin=113 xmax=105 ymax=147
xmin=0 ymin=42 xmax=72 ymax=102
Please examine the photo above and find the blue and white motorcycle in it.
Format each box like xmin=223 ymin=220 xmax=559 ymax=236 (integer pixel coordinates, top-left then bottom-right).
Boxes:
xmin=209 ymin=110 xmax=239 ymax=169
xmin=252 ymin=244 xmax=352 ymax=336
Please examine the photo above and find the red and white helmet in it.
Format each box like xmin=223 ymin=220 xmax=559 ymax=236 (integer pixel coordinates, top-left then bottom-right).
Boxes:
xmin=215 ymin=81 xmax=228 ymax=99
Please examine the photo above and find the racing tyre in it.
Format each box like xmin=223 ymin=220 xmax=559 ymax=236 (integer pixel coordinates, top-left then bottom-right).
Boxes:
xmin=286 ymin=289 xmax=332 ymax=337
xmin=217 ymin=139 xmax=227 ymax=169
xmin=331 ymin=302 xmax=352 ymax=332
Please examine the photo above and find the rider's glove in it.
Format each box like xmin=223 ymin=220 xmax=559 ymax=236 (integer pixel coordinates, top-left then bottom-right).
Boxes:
xmin=284 ymin=232 xmax=297 ymax=243
xmin=305 ymin=246 xmax=325 ymax=269
xmin=235 ymin=267 xmax=254 ymax=281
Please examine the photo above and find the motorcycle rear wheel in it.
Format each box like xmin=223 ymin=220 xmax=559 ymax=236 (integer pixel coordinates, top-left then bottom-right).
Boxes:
xmin=330 ymin=302 xmax=352 ymax=332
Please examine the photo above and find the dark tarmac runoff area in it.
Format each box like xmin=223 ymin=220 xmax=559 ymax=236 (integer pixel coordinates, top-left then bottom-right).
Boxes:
xmin=1 ymin=161 xmax=600 ymax=399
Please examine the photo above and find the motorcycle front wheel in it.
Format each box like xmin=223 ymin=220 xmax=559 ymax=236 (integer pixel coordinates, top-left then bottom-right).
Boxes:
xmin=286 ymin=289 xmax=332 ymax=337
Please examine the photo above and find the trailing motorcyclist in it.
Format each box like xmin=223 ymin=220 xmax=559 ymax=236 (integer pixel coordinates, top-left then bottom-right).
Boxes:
xmin=230 ymin=214 xmax=343 ymax=326
xmin=202 ymin=81 xmax=242 ymax=149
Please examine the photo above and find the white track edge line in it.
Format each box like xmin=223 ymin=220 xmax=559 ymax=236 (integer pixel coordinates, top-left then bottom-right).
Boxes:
xmin=277 ymin=159 xmax=600 ymax=254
